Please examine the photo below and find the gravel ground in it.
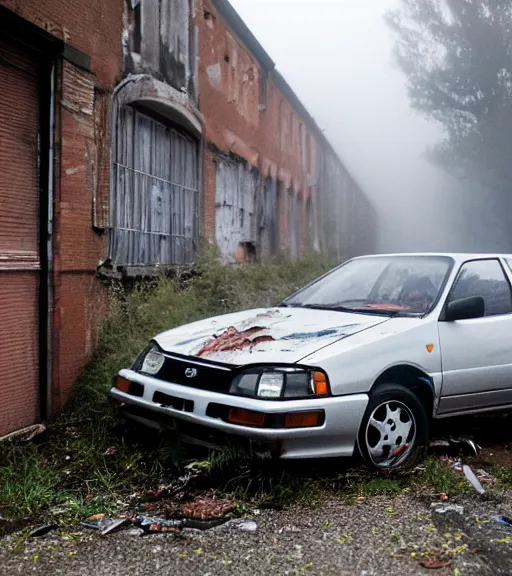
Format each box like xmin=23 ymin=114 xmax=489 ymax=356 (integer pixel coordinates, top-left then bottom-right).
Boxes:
xmin=2 ymin=492 xmax=512 ymax=576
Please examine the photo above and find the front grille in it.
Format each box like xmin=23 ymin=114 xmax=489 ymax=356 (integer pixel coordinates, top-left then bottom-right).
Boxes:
xmin=156 ymin=354 xmax=234 ymax=394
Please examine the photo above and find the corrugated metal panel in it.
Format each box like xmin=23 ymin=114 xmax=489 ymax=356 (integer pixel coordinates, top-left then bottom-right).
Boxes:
xmin=215 ymin=156 xmax=257 ymax=260
xmin=0 ymin=38 xmax=40 ymax=436
xmin=110 ymin=107 xmax=199 ymax=266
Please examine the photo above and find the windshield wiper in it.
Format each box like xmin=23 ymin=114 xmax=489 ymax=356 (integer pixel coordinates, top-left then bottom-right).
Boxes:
xmin=345 ymin=306 xmax=403 ymax=316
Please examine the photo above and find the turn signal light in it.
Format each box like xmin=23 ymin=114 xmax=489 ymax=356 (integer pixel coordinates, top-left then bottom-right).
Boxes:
xmin=312 ymin=371 xmax=329 ymax=396
xmin=284 ymin=412 xmax=322 ymax=428
xmin=115 ymin=376 xmax=132 ymax=393
xmin=228 ymin=407 xmax=265 ymax=427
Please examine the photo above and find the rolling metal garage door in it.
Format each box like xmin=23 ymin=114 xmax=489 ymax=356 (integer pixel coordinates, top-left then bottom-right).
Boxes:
xmin=0 ymin=38 xmax=41 ymax=436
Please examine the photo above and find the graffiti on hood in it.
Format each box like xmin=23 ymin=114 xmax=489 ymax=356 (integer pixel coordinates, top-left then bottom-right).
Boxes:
xmin=197 ymin=326 xmax=275 ymax=357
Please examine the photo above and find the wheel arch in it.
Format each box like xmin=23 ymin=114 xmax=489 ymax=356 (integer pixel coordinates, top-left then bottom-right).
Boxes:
xmin=371 ymin=364 xmax=435 ymax=417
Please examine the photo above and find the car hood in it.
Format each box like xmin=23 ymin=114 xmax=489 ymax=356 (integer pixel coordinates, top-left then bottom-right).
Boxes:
xmin=154 ymin=307 xmax=390 ymax=365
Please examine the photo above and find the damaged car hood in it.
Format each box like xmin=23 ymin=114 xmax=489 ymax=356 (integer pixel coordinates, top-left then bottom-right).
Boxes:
xmin=153 ymin=307 xmax=390 ymax=365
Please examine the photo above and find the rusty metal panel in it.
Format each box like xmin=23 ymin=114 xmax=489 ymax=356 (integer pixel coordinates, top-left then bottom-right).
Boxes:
xmin=0 ymin=272 xmax=40 ymax=436
xmin=110 ymin=107 xmax=199 ymax=266
xmin=215 ymin=156 xmax=257 ymax=260
xmin=0 ymin=38 xmax=40 ymax=436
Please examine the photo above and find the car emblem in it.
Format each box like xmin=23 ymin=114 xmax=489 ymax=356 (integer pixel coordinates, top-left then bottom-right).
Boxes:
xmin=185 ymin=367 xmax=197 ymax=378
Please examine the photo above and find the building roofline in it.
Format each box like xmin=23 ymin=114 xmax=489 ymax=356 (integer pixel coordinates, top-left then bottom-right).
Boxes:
xmin=211 ymin=0 xmax=275 ymax=72
xmin=210 ymin=0 xmax=365 ymax=194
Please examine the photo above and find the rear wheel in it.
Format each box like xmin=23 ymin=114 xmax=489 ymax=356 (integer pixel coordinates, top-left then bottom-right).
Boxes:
xmin=358 ymin=383 xmax=429 ymax=469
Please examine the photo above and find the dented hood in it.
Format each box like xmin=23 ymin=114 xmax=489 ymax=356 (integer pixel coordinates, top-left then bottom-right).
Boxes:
xmin=153 ymin=307 xmax=389 ymax=365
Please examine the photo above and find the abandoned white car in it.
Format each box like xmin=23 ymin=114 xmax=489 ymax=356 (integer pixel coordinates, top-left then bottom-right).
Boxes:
xmin=110 ymin=253 xmax=512 ymax=469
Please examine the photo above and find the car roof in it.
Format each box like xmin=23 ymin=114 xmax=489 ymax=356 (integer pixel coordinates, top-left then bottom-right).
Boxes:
xmin=353 ymin=253 xmax=512 ymax=263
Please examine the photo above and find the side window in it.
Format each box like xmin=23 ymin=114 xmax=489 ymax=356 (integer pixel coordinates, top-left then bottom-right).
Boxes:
xmin=449 ymin=260 xmax=512 ymax=317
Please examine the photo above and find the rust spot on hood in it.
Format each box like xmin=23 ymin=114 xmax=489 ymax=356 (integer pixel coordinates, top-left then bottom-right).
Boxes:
xmin=197 ymin=326 xmax=275 ymax=357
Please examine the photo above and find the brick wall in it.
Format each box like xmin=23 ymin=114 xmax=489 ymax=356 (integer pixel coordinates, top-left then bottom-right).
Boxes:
xmin=196 ymin=0 xmax=319 ymax=254
xmin=0 ymin=0 xmax=124 ymax=411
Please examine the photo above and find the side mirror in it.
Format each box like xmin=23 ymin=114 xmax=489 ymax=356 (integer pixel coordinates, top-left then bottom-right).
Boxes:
xmin=445 ymin=296 xmax=485 ymax=322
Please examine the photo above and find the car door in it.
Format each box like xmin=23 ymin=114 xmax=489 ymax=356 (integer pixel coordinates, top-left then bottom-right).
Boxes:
xmin=437 ymin=258 xmax=512 ymax=415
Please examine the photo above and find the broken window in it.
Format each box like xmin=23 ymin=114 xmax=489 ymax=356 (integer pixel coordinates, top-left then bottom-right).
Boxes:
xmin=109 ymin=106 xmax=199 ymax=267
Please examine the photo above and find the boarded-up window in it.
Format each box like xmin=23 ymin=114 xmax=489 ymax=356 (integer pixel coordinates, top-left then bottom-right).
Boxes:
xmin=215 ymin=156 xmax=257 ymax=261
xmin=109 ymin=107 xmax=199 ymax=267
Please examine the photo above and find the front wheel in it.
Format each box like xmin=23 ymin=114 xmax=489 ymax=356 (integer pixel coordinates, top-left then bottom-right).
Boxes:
xmin=357 ymin=383 xmax=429 ymax=469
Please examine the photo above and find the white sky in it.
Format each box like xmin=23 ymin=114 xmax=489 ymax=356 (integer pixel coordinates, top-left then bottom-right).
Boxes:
xmin=229 ymin=0 xmax=510 ymax=253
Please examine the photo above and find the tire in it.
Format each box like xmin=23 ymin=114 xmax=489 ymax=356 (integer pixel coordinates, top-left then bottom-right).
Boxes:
xmin=357 ymin=383 xmax=430 ymax=470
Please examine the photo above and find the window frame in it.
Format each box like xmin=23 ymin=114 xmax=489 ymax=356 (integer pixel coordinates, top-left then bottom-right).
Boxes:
xmin=440 ymin=258 xmax=512 ymax=320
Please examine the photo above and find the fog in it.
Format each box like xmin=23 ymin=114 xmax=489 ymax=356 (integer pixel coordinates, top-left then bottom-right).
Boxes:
xmin=229 ymin=0 xmax=511 ymax=254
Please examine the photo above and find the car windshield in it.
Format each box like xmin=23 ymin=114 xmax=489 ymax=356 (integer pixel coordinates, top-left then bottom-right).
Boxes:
xmin=283 ymin=256 xmax=453 ymax=316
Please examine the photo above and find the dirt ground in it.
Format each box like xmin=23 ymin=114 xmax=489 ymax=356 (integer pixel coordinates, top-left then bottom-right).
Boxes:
xmin=2 ymin=491 xmax=512 ymax=576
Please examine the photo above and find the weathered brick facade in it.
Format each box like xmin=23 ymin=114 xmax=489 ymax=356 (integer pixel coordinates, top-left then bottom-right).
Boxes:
xmin=0 ymin=0 xmax=375 ymax=433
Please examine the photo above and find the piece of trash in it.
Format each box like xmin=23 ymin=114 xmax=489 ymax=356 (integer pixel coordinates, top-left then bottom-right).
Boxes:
xmin=431 ymin=437 xmax=479 ymax=457
xmin=103 ymin=447 xmax=116 ymax=456
xmin=101 ymin=518 xmax=129 ymax=536
xmin=80 ymin=515 xmax=130 ymax=534
xmin=493 ymin=515 xmax=512 ymax=528
xmin=440 ymin=493 xmax=449 ymax=501
xmin=0 ymin=424 xmax=46 ymax=444
xmin=463 ymin=465 xmax=485 ymax=495
xmin=434 ymin=504 xmax=464 ymax=515
xmin=138 ymin=517 xmax=183 ymax=534
xmin=237 ymin=520 xmax=258 ymax=532
xmin=30 ymin=524 xmax=58 ymax=537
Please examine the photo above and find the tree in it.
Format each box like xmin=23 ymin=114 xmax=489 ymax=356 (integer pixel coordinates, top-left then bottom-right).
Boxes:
xmin=386 ymin=1 xmax=512 ymax=206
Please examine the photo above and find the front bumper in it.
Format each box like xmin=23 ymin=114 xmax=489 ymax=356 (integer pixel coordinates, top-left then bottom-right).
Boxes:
xmin=109 ymin=369 xmax=368 ymax=459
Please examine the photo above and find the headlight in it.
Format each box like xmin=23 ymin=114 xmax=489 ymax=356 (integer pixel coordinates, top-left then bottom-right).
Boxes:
xmin=137 ymin=344 xmax=165 ymax=375
xmin=229 ymin=367 xmax=329 ymax=400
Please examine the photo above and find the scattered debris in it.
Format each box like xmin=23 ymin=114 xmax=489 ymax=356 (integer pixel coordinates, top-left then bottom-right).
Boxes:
xmin=30 ymin=524 xmax=58 ymax=538
xmin=439 ymin=457 xmax=495 ymax=485
xmin=434 ymin=504 xmax=464 ymax=515
xmin=463 ymin=465 xmax=485 ymax=495
xmin=179 ymin=495 xmax=237 ymax=520
xmin=0 ymin=424 xmax=46 ymax=444
xmin=103 ymin=447 xmax=116 ymax=456
xmin=440 ymin=493 xmax=449 ymax=501
xmin=493 ymin=515 xmax=512 ymax=528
